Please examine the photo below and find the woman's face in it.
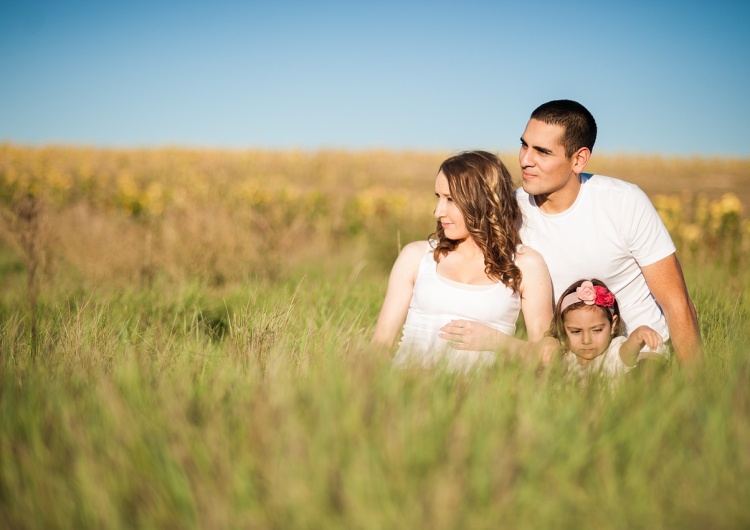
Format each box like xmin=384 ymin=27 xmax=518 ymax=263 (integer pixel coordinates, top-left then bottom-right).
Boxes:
xmin=434 ymin=171 xmax=469 ymax=241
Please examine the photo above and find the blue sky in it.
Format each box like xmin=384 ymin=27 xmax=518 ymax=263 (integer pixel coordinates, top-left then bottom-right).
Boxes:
xmin=1 ymin=0 xmax=749 ymax=156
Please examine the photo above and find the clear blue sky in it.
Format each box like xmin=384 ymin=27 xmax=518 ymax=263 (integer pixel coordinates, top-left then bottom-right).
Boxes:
xmin=1 ymin=0 xmax=749 ymax=157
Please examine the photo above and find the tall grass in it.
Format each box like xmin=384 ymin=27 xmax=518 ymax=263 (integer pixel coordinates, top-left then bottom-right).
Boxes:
xmin=1 ymin=146 xmax=750 ymax=528
xmin=2 ymin=268 xmax=749 ymax=529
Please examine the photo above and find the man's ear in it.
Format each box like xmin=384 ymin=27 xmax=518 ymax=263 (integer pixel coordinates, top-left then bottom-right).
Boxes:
xmin=572 ymin=147 xmax=591 ymax=174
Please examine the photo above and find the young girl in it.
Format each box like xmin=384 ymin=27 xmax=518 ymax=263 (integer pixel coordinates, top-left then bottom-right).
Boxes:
xmin=370 ymin=150 xmax=553 ymax=371
xmin=549 ymin=279 xmax=664 ymax=379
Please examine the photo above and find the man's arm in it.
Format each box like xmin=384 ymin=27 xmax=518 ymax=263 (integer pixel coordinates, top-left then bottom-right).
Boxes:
xmin=641 ymin=253 xmax=703 ymax=365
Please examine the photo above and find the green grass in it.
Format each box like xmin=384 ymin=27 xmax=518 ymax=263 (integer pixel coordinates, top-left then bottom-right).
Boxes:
xmin=1 ymin=248 xmax=750 ymax=529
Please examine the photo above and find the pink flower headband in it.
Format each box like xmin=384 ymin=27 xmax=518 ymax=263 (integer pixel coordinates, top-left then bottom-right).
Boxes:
xmin=560 ymin=280 xmax=616 ymax=312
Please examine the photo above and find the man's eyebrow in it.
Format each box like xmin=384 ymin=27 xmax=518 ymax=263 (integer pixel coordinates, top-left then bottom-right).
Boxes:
xmin=520 ymin=136 xmax=554 ymax=155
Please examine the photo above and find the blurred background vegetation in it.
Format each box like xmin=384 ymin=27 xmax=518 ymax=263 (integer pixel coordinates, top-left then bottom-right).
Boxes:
xmin=1 ymin=144 xmax=748 ymax=286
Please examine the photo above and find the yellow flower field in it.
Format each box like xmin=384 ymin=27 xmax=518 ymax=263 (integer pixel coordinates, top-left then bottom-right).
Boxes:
xmin=1 ymin=143 xmax=749 ymax=285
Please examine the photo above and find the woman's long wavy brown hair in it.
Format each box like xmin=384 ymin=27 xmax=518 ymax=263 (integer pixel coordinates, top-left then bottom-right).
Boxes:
xmin=431 ymin=150 xmax=522 ymax=292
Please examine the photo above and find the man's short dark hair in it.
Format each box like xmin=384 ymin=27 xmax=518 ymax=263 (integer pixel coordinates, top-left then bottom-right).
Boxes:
xmin=530 ymin=100 xmax=597 ymax=157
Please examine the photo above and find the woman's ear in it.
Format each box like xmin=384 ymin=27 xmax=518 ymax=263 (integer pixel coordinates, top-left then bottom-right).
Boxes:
xmin=611 ymin=314 xmax=619 ymax=335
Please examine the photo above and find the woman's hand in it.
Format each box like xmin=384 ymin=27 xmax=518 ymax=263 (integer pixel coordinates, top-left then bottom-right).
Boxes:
xmin=439 ymin=320 xmax=505 ymax=351
xmin=533 ymin=336 xmax=561 ymax=367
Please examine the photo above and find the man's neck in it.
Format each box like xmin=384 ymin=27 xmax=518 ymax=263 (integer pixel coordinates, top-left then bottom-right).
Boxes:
xmin=535 ymin=175 xmax=582 ymax=214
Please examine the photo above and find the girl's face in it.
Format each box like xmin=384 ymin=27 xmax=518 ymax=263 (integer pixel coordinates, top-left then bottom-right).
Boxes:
xmin=434 ymin=171 xmax=469 ymax=240
xmin=563 ymin=305 xmax=615 ymax=365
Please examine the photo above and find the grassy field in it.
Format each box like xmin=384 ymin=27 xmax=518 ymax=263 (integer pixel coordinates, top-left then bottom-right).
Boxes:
xmin=1 ymin=145 xmax=750 ymax=529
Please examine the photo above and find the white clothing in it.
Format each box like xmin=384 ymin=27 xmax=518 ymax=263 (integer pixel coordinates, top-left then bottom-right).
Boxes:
xmin=516 ymin=174 xmax=675 ymax=347
xmin=563 ymin=335 xmax=633 ymax=380
xmin=393 ymin=243 xmax=521 ymax=371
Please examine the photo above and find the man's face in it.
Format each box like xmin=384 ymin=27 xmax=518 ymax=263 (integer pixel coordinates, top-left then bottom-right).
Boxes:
xmin=519 ymin=119 xmax=578 ymax=197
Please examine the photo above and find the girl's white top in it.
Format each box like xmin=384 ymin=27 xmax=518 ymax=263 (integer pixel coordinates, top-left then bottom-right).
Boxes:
xmin=393 ymin=243 xmax=521 ymax=371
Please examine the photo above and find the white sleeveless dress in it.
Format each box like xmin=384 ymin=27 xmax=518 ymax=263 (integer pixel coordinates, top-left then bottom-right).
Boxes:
xmin=393 ymin=243 xmax=522 ymax=371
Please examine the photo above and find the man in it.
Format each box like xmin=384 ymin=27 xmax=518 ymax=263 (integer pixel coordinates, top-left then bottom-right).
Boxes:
xmin=440 ymin=99 xmax=702 ymax=365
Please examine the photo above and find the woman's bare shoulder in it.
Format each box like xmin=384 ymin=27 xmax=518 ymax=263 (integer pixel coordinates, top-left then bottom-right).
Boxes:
xmin=400 ymin=240 xmax=431 ymax=256
xmin=515 ymin=244 xmax=549 ymax=271
xmin=402 ymin=240 xmax=430 ymax=251
xmin=385 ymin=240 xmax=431 ymax=284
xmin=393 ymin=240 xmax=431 ymax=267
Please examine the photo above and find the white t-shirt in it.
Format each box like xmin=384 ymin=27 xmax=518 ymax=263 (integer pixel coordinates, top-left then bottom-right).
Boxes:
xmin=516 ymin=174 xmax=675 ymax=342
xmin=393 ymin=243 xmax=521 ymax=371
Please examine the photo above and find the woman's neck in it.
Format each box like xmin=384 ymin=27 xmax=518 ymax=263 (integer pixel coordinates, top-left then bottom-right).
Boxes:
xmin=437 ymin=237 xmax=494 ymax=285
xmin=452 ymin=236 xmax=483 ymax=258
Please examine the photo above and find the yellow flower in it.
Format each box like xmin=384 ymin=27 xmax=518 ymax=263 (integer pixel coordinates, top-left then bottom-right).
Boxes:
xmin=679 ymin=223 xmax=702 ymax=243
xmin=719 ymin=193 xmax=742 ymax=216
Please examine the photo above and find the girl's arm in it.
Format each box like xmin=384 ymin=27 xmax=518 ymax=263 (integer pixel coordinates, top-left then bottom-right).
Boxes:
xmin=370 ymin=241 xmax=426 ymax=353
xmin=618 ymin=325 xmax=664 ymax=367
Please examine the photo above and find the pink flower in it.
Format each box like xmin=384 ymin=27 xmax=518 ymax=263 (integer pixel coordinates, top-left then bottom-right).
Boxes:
xmin=575 ymin=281 xmax=597 ymax=305
xmin=560 ymin=280 xmax=617 ymax=313
xmin=594 ymin=286 xmax=615 ymax=307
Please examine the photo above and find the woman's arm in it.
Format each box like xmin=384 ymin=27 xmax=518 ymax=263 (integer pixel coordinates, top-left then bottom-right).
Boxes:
xmin=516 ymin=246 xmax=554 ymax=342
xmin=370 ymin=241 xmax=426 ymax=352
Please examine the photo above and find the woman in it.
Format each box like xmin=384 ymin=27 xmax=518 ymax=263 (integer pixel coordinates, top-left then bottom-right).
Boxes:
xmin=371 ymin=151 xmax=553 ymax=371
